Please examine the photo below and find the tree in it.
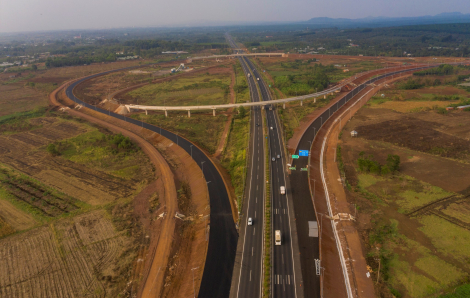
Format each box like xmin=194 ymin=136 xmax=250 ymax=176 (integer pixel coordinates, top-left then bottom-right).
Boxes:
xmin=386 ymin=155 xmax=400 ymax=172
xmin=31 ymin=64 xmax=37 ymax=71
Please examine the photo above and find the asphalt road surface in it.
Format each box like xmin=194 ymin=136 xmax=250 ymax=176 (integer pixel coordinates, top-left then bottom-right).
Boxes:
xmin=227 ymin=33 xmax=266 ymax=298
xmin=65 ymin=71 xmax=237 ymax=298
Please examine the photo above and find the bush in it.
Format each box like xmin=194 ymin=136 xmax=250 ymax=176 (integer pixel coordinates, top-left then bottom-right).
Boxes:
xmin=46 ymin=144 xmax=60 ymax=156
xmin=390 ymin=287 xmax=402 ymax=298
xmin=436 ymin=107 xmax=448 ymax=115
xmin=357 ymin=152 xmax=400 ymax=175
xmin=398 ymin=79 xmax=424 ymax=90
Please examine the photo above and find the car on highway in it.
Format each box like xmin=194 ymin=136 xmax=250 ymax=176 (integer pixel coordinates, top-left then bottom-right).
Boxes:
xmin=272 ymin=157 xmax=276 ymax=161
xmin=248 ymin=217 xmax=253 ymax=226
xmin=277 ymin=154 xmax=280 ymax=159
xmin=270 ymin=126 xmax=273 ymax=130
xmin=275 ymin=230 xmax=282 ymax=245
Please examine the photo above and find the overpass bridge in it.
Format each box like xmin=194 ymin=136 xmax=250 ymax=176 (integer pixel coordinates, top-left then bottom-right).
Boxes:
xmin=123 ymin=65 xmax=405 ymax=117
xmin=188 ymin=52 xmax=287 ymax=62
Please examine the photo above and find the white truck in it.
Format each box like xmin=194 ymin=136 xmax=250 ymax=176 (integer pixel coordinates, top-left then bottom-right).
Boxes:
xmin=280 ymin=186 xmax=285 ymax=195
xmin=275 ymin=230 xmax=282 ymax=245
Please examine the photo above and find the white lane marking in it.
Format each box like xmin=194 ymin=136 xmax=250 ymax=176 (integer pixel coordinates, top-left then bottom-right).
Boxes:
xmin=288 ymin=275 xmax=291 ymax=285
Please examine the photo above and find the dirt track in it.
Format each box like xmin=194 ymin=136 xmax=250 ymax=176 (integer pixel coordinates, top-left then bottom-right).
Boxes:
xmin=50 ymin=82 xmax=179 ymax=298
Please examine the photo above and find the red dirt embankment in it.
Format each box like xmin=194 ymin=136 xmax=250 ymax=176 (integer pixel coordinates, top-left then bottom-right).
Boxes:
xmin=50 ymin=80 xmax=209 ymax=297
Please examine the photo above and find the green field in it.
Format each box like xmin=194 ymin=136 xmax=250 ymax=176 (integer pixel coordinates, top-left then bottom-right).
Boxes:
xmin=127 ymin=72 xmax=231 ymax=106
xmin=354 ymin=171 xmax=469 ymax=297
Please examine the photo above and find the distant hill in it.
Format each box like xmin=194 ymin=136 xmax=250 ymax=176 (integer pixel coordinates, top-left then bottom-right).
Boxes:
xmin=303 ymin=12 xmax=470 ymax=28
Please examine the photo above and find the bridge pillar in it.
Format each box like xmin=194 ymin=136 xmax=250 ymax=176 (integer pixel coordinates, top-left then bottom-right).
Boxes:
xmin=300 ymin=100 xmax=303 ymax=107
xmin=314 ymin=98 xmax=317 ymax=103
xmin=188 ymin=110 xmax=191 ymax=118
xmin=165 ymin=110 xmax=168 ymax=117
xmin=213 ymin=109 xmax=216 ymax=116
xmin=324 ymin=95 xmax=327 ymax=99
xmin=145 ymin=109 xmax=148 ymax=115
xmin=283 ymin=103 xmax=285 ymax=109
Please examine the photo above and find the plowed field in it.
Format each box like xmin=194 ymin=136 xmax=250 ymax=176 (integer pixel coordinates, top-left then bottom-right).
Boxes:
xmin=0 ymin=210 xmax=132 ymax=298
xmin=0 ymin=116 xmax=150 ymax=205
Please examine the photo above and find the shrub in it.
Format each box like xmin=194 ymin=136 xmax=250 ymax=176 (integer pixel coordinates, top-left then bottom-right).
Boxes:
xmin=436 ymin=107 xmax=448 ymax=115
xmin=46 ymin=144 xmax=60 ymax=156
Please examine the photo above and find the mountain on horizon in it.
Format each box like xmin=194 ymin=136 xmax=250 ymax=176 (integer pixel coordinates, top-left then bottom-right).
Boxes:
xmin=304 ymin=12 xmax=470 ymax=28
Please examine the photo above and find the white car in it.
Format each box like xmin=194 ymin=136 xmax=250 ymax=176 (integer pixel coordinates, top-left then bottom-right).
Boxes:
xmin=272 ymin=157 xmax=276 ymax=161
xmin=248 ymin=218 xmax=253 ymax=226
xmin=277 ymin=154 xmax=280 ymax=159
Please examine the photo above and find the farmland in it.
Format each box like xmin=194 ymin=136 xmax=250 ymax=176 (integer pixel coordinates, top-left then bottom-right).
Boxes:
xmin=338 ymin=71 xmax=470 ymax=297
xmin=0 ymin=210 xmax=136 ymax=297
xmin=0 ymin=60 xmax=147 ymax=117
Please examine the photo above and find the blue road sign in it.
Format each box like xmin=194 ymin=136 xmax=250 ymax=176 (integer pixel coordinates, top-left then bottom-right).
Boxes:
xmin=299 ymin=150 xmax=309 ymax=157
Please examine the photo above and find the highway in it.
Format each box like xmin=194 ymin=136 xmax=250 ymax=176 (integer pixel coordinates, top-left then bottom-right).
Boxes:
xmin=228 ymin=35 xmax=266 ymax=298
xmin=64 ymin=69 xmax=237 ymax=298
xmin=228 ymin=32 xmax=302 ymax=298
xmin=243 ymin=57 xmax=301 ymax=298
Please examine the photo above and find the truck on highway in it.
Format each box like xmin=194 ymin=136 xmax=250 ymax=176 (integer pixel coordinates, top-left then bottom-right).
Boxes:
xmin=275 ymin=230 xmax=282 ymax=245
xmin=280 ymin=186 xmax=285 ymax=195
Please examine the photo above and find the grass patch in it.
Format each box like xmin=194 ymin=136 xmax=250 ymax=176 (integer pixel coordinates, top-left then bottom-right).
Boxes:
xmin=133 ymin=112 xmax=227 ymax=155
xmin=51 ymin=129 xmax=150 ymax=180
xmin=127 ymin=72 xmax=231 ymax=106
xmin=419 ymin=215 xmax=470 ymax=265
xmin=439 ymin=283 xmax=470 ymax=298
xmin=221 ymin=113 xmax=250 ymax=201
xmin=397 ymin=185 xmax=453 ymax=213
xmin=234 ymin=61 xmax=250 ymax=103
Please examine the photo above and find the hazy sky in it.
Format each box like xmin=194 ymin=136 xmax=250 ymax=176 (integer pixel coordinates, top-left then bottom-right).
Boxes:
xmin=1 ymin=0 xmax=469 ymax=33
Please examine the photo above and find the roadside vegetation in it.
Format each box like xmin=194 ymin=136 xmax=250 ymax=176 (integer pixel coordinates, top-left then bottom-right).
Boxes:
xmin=221 ymin=108 xmax=250 ymax=205
xmin=233 ymin=62 xmax=250 ymax=103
